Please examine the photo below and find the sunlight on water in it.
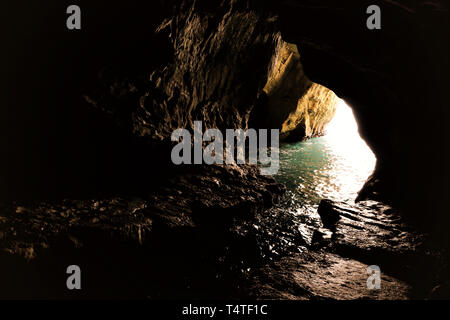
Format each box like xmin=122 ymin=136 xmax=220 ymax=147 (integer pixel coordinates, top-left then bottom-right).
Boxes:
xmin=325 ymin=99 xmax=376 ymax=171
xmin=274 ymin=99 xmax=376 ymax=225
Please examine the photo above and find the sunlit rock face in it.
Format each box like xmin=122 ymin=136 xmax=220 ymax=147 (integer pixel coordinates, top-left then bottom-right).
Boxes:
xmin=85 ymin=4 xmax=338 ymax=145
xmin=281 ymin=83 xmax=338 ymax=141
xmin=250 ymin=41 xmax=338 ymax=141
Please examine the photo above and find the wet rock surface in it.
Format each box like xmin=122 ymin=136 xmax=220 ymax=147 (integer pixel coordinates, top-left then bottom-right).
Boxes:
xmin=247 ymin=199 xmax=449 ymax=300
xmin=0 ymin=164 xmax=287 ymax=298
xmin=1 ymin=164 xmax=286 ymax=250
xmin=317 ymin=199 xmax=427 ymax=255
xmin=3 ymin=187 xmax=444 ymax=299
xmin=249 ymin=250 xmax=411 ymax=300
xmin=2 ymin=168 xmax=448 ymax=299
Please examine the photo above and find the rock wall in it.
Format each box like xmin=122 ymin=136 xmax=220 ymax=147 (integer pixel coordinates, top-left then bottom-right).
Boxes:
xmin=85 ymin=0 xmax=281 ymax=142
xmin=249 ymin=40 xmax=338 ymax=141
xmin=280 ymin=83 xmax=337 ymax=141
xmin=85 ymin=2 xmax=337 ymax=144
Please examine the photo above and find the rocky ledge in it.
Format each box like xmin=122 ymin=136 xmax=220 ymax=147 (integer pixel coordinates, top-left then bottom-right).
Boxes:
xmin=0 ymin=164 xmax=285 ymax=299
xmin=3 ymin=175 xmax=449 ymax=299
xmin=1 ymin=174 xmax=448 ymax=299
xmin=248 ymin=199 xmax=449 ymax=300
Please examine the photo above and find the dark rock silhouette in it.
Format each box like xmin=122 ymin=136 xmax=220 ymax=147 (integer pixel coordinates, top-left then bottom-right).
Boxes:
xmin=2 ymin=0 xmax=450 ymax=299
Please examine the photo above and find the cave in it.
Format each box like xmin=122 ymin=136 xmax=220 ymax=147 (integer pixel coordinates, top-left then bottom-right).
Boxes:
xmin=2 ymin=0 xmax=450 ymax=302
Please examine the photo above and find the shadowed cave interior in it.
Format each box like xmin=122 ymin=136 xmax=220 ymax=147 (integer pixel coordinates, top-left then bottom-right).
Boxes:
xmin=1 ymin=0 xmax=450 ymax=299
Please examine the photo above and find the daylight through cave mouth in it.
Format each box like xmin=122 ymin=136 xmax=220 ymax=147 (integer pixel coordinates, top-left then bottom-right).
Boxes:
xmin=257 ymin=39 xmax=376 ymax=210
xmin=256 ymin=93 xmax=378 ymax=256
xmin=274 ymin=98 xmax=376 ymax=214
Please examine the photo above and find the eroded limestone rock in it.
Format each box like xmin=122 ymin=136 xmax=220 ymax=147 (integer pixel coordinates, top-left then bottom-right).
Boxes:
xmin=250 ymin=40 xmax=338 ymax=141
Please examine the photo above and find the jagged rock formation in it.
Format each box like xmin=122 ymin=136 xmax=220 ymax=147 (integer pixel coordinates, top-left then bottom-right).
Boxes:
xmin=85 ymin=3 xmax=338 ymax=144
xmin=250 ymin=40 xmax=338 ymax=141
xmin=85 ymin=0 xmax=282 ymax=142
xmin=280 ymin=83 xmax=337 ymax=141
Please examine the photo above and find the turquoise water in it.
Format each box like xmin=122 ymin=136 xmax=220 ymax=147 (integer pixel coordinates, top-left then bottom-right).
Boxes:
xmin=272 ymin=100 xmax=376 ymax=233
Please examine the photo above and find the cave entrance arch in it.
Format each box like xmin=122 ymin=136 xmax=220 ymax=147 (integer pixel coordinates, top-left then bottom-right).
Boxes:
xmin=253 ymin=40 xmax=376 ymax=211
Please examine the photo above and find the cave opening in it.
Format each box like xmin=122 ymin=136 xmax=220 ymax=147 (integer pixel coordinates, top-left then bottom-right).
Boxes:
xmin=273 ymin=96 xmax=376 ymax=225
xmin=255 ymin=40 xmax=377 ymax=216
xmin=320 ymin=98 xmax=377 ymax=202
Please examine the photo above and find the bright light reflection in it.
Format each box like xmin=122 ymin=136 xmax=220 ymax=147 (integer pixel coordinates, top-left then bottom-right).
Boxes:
xmin=325 ymin=99 xmax=376 ymax=168
xmin=321 ymin=99 xmax=377 ymax=201
xmin=275 ymin=98 xmax=377 ymax=211
xmin=273 ymin=98 xmax=377 ymax=239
